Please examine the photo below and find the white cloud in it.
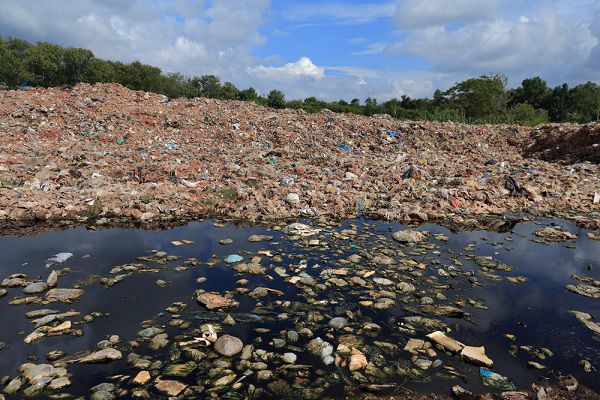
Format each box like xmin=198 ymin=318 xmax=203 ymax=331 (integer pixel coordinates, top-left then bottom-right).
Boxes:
xmin=284 ymin=2 xmax=395 ymax=25
xmin=394 ymin=0 xmax=502 ymax=28
xmin=248 ymin=57 xmax=325 ymax=80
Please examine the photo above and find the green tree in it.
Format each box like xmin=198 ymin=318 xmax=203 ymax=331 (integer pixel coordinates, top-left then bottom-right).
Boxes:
xmin=221 ymin=82 xmax=240 ymax=100
xmin=512 ymin=76 xmax=551 ymax=109
xmin=0 ymin=37 xmax=31 ymax=86
xmin=444 ymin=74 xmax=508 ymax=121
xmin=548 ymin=83 xmax=570 ymax=122
xmin=267 ymin=89 xmax=286 ymax=108
xmin=512 ymin=103 xmax=549 ymax=126
xmin=240 ymin=87 xmax=258 ymax=101
xmin=63 ymin=47 xmax=94 ymax=84
xmin=26 ymin=42 xmax=64 ymax=86
xmin=568 ymin=82 xmax=600 ymax=122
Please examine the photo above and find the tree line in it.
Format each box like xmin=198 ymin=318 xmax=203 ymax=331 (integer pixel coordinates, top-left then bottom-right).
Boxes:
xmin=1 ymin=36 xmax=599 ymax=125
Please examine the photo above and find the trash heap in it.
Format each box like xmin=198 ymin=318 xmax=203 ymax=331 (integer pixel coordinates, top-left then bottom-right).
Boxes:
xmin=0 ymin=83 xmax=598 ymax=228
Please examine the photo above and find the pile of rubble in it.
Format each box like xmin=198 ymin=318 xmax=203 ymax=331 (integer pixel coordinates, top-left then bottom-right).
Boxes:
xmin=0 ymin=83 xmax=598 ymax=228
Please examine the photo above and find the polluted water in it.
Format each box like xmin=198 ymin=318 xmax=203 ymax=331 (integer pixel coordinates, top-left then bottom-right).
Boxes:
xmin=0 ymin=218 xmax=599 ymax=399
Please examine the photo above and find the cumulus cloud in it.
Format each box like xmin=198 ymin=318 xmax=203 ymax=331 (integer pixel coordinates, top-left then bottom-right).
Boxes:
xmin=248 ymin=57 xmax=325 ymax=80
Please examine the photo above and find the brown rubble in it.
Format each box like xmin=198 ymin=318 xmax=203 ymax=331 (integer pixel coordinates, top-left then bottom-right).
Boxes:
xmin=0 ymin=83 xmax=598 ymax=229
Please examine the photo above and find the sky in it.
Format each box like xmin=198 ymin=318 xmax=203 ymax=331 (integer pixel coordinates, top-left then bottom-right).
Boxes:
xmin=0 ymin=0 xmax=599 ymax=101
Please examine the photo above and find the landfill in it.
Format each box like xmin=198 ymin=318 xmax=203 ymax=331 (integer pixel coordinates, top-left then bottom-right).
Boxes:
xmin=0 ymin=83 xmax=598 ymax=231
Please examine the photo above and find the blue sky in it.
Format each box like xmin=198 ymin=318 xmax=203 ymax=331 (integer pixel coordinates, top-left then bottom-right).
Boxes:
xmin=1 ymin=0 xmax=599 ymax=100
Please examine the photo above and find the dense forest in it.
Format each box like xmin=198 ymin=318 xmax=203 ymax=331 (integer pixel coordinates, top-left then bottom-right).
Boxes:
xmin=1 ymin=36 xmax=599 ymax=125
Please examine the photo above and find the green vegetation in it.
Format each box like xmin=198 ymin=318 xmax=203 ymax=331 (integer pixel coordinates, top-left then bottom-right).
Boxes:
xmin=1 ymin=36 xmax=599 ymax=125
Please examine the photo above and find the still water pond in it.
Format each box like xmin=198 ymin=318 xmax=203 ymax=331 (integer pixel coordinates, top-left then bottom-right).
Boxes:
xmin=0 ymin=219 xmax=599 ymax=399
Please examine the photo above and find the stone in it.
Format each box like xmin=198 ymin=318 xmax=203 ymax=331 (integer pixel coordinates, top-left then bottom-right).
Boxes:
xmin=282 ymin=353 xmax=297 ymax=364
xmin=162 ymin=362 xmax=196 ymax=378
xmin=223 ymin=315 xmax=236 ymax=325
xmin=23 ymin=282 xmax=48 ymax=294
xmin=48 ymin=377 xmax=71 ymax=390
xmin=286 ymin=193 xmax=300 ymax=204
xmin=392 ymin=230 xmax=429 ymax=243
xmin=580 ymin=360 xmax=592 ymax=372
xmin=349 ymin=353 xmax=368 ymax=371
xmin=248 ymin=235 xmax=273 ymax=242
xmin=414 ymin=358 xmax=433 ymax=370
xmin=79 ymin=348 xmax=122 ymax=363
xmin=212 ymin=373 xmax=236 ymax=387
xmin=403 ymin=339 xmax=426 ymax=353
xmin=46 ymin=271 xmax=58 ymax=288
xmin=150 ymin=334 xmax=169 ymax=350
xmin=219 ymin=239 xmax=233 ymax=245
xmin=0 ymin=289 xmax=6 ymax=298
xmin=4 ymin=377 xmax=22 ymax=395
xmin=460 ymin=346 xmax=493 ymax=367
xmin=257 ymin=370 xmax=273 ymax=380
xmin=138 ymin=327 xmax=164 ymax=338
xmin=46 ymin=288 xmax=83 ymax=302
xmin=155 ymin=378 xmax=187 ymax=397
xmin=197 ymin=293 xmax=232 ymax=309
xmin=134 ymin=371 xmax=151 ymax=385
xmin=214 ymin=335 xmax=243 ymax=356
xmin=48 ymin=320 xmax=71 ymax=333
xmin=328 ymin=317 xmax=348 ymax=329
xmin=426 ymin=331 xmax=464 ymax=353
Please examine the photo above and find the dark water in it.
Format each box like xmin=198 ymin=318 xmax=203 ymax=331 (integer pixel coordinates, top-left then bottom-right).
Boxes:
xmin=0 ymin=219 xmax=599 ymax=399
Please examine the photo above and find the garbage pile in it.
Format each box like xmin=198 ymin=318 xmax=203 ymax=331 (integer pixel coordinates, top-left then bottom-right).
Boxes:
xmin=0 ymin=83 xmax=598 ymax=228
xmin=526 ymin=123 xmax=600 ymax=164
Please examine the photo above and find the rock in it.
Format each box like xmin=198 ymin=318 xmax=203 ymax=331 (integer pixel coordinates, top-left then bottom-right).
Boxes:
xmin=534 ymin=227 xmax=577 ymax=241
xmin=133 ymin=371 xmax=151 ymax=385
xmin=48 ymin=320 xmax=71 ymax=333
xmin=282 ymin=353 xmax=297 ymax=364
xmin=155 ymin=378 xmax=187 ymax=397
xmin=566 ymin=284 xmax=600 ymax=299
xmin=328 ymin=317 xmax=348 ymax=329
xmin=286 ymin=193 xmax=300 ymax=204
xmin=212 ymin=373 xmax=236 ymax=387
xmin=500 ymin=392 xmax=529 ymax=400
xmin=46 ymin=271 xmax=58 ymax=288
xmin=373 ymin=277 xmax=394 ymax=285
xmin=397 ymin=282 xmax=416 ymax=294
xmin=349 ymin=352 xmax=368 ymax=371
xmin=131 ymin=389 xmax=150 ymax=399
xmin=162 ymin=362 xmax=196 ymax=378
xmin=527 ymin=361 xmax=546 ymax=369
xmin=220 ymin=239 xmax=233 ymax=245
xmin=223 ymin=315 xmax=236 ymax=326
xmin=0 ymin=342 xmax=4 ymax=351
xmin=451 ymin=385 xmax=475 ymax=399
xmin=48 ymin=376 xmax=71 ymax=390
xmin=138 ymin=327 xmax=164 ymax=338
xmin=197 ymin=292 xmax=232 ymax=309
xmin=248 ymin=234 xmax=273 ymax=242
xmin=150 ymin=333 xmax=169 ymax=350
xmin=79 ymin=348 xmax=122 ymax=363
xmin=580 ymin=359 xmax=592 ymax=372
xmin=392 ymin=230 xmax=429 ymax=243
xmin=23 ymin=282 xmax=48 ymax=294
xmin=347 ymin=254 xmax=362 ymax=263
xmin=90 ymin=391 xmax=115 ymax=400
xmin=3 ymin=377 xmax=22 ymax=395
xmin=460 ymin=346 xmax=493 ymax=367
xmin=257 ymin=370 xmax=273 ymax=380
xmin=426 ymin=331 xmax=464 ymax=353
xmin=214 ymin=335 xmax=243 ymax=356
xmin=0 ymin=289 xmax=6 ymax=298
xmin=414 ymin=358 xmax=433 ymax=370
xmin=404 ymin=339 xmax=425 ymax=353
xmin=46 ymin=288 xmax=83 ymax=302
